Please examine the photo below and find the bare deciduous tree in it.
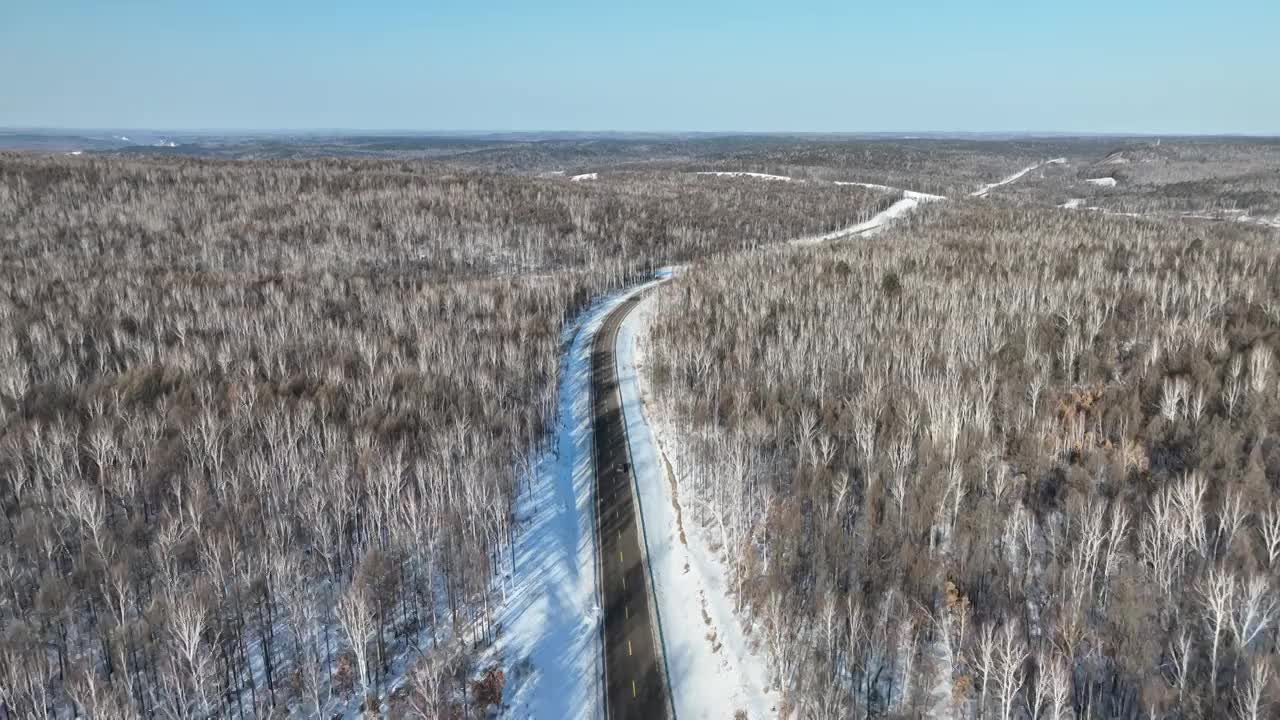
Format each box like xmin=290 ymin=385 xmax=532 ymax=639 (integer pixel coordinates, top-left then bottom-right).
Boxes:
xmin=338 ymin=578 xmax=378 ymax=712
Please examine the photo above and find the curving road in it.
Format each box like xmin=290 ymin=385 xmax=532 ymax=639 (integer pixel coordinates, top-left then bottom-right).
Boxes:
xmin=969 ymin=157 xmax=1066 ymax=197
xmin=592 ymin=293 xmax=672 ymax=720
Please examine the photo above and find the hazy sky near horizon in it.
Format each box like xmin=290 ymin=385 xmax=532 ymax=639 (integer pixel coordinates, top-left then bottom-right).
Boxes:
xmin=3 ymin=0 xmax=1277 ymax=134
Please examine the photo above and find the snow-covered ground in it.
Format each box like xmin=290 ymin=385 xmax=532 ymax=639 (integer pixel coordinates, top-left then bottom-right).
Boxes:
xmin=494 ymin=167 xmax=942 ymax=715
xmin=1074 ymin=205 xmax=1144 ymax=218
xmin=499 ymin=156 xmax=1165 ymax=717
xmin=616 ymin=290 xmax=778 ymax=720
xmin=571 ymin=172 xmax=598 ymax=181
xmin=969 ymin=158 xmax=1066 ymax=197
xmin=1061 ymin=203 xmax=1279 ymax=229
xmin=495 ymin=277 xmax=667 ymax=720
xmin=1182 ymin=210 xmax=1280 ymax=229
xmin=695 ymin=171 xmax=794 ymax=182
xmin=1085 ymin=177 xmax=1117 ymax=187
xmin=792 ymin=193 xmax=944 ymax=245
xmin=833 ymin=180 xmax=945 ymax=202
xmin=690 ymin=172 xmax=942 ymax=245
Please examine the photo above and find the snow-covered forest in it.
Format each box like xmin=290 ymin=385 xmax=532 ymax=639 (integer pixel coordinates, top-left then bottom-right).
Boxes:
xmin=3 ymin=140 xmax=1279 ymax=719
xmin=0 ymin=153 xmax=887 ymax=718
xmin=646 ymin=203 xmax=1280 ymax=718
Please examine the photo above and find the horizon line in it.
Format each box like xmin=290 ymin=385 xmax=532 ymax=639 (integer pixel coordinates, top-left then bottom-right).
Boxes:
xmin=3 ymin=126 xmax=1279 ymax=140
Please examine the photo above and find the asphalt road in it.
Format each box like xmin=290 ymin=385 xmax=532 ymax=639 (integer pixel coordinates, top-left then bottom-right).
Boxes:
xmin=592 ymin=294 xmax=671 ymax=720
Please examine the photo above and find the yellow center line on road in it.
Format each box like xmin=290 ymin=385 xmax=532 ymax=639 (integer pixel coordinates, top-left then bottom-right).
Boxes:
xmin=619 ymin=550 xmax=623 ymax=563
xmin=622 ymin=574 xmax=626 ymax=590
xmin=628 ymin=639 xmax=633 ymax=656
xmin=632 ymin=679 xmax=637 ymax=698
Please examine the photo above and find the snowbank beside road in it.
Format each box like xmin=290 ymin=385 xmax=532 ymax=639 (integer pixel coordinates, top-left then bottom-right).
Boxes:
xmin=571 ymin=172 xmax=598 ymax=181
xmin=496 ymin=277 xmax=666 ymax=720
xmin=1085 ymin=177 xmax=1117 ymax=187
xmin=616 ymin=290 xmax=778 ymax=720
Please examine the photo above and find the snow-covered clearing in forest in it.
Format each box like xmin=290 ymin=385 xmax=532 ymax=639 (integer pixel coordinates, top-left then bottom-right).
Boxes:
xmin=970 ymin=158 xmax=1066 ymax=197
xmin=494 ymin=277 xmax=666 ymax=720
xmin=571 ymin=172 xmax=598 ymax=181
xmin=1059 ymin=198 xmax=1085 ymax=209
xmin=1085 ymin=177 xmax=1117 ymax=187
xmin=695 ymin=171 xmax=794 ymax=181
xmin=618 ymin=288 xmax=779 ymax=720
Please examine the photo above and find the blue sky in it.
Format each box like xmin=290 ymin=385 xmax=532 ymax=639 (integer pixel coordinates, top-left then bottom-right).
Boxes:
xmin=2 ymin=0 xmax=1277 ymax=133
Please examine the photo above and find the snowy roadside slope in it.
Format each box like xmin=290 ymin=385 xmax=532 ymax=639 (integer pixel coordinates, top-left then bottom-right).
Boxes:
xmin=496 ymin=277 xmax=666 ymax=720
xmin=615 ymin=290 xmax=778 ymax=720
xmin=970 ymin=158 xmax=1066 ymax=197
